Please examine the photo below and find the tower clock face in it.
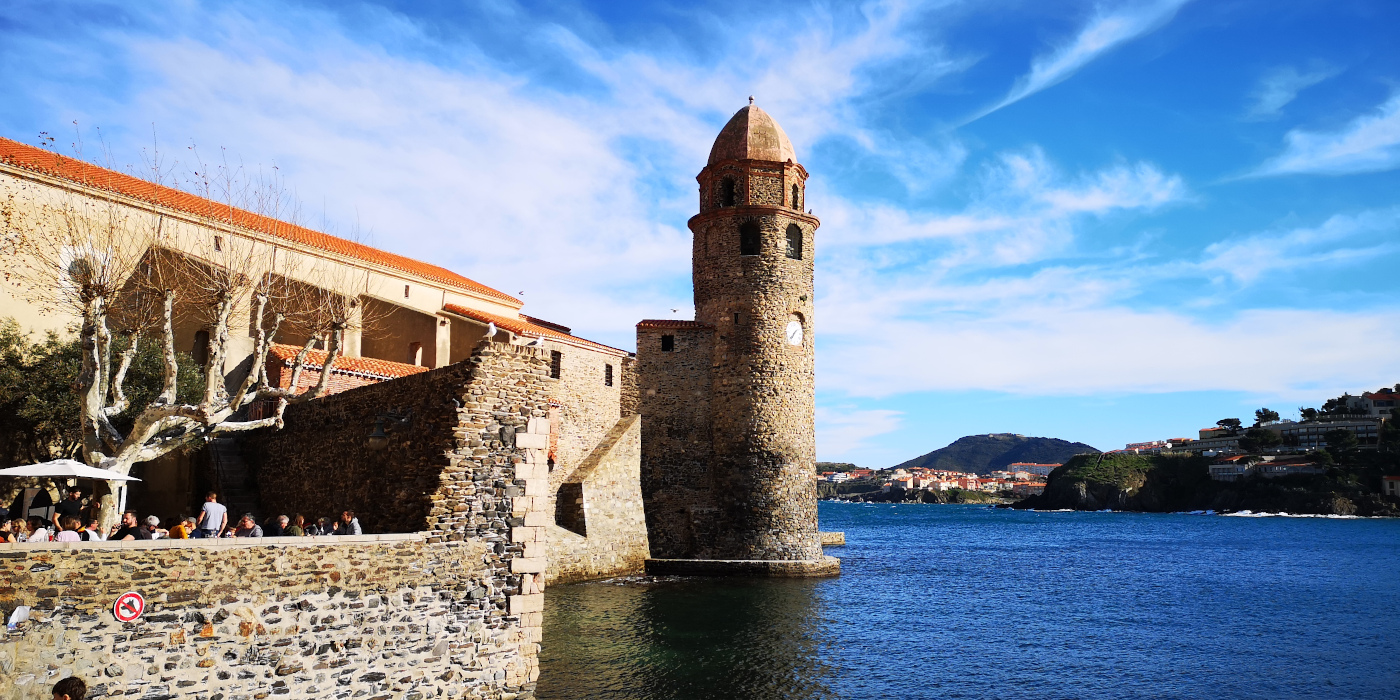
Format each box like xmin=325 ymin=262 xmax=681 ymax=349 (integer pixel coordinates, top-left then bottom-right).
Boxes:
xmin=785 ymin=320 xmax=803 ymax=346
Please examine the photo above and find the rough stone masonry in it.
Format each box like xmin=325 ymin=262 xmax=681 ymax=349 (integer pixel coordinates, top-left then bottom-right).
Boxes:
xmin=1 ymin=341 xmax=559 ymax=699
xmin=636 ymin=102 xmax=837 ymax=575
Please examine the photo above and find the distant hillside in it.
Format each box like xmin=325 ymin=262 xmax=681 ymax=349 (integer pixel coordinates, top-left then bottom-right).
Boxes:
xmin=893 ymin=434 xmax=1100 ymax=475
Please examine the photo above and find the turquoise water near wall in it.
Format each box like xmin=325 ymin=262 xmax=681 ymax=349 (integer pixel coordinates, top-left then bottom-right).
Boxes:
xmin=539 ymin=502 xmax=1400 ymax=699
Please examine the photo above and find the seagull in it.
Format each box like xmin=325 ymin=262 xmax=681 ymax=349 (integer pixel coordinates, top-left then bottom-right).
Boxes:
xmin=670 ymin=308 xmax=678 ymax=314
xmin=526 ymin=335 xmax=545 ymax=348
xmin=486 ymin=322 xmax=497 ymax=340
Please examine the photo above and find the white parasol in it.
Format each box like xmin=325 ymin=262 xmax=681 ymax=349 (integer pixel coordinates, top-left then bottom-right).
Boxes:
xmin=0 ymin=459 xmax=141 ymax=481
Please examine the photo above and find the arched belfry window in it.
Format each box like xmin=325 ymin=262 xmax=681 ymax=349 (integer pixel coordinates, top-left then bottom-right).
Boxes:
xmin=721 ymin=178 xmax=737 ymax=207
xmin=739 ymin=222 xmax=761 ymax=256
xmin=785 ymin=224 xmax=803 ymax=260
xmin=792 ymin=184 xmax=801 ymax=209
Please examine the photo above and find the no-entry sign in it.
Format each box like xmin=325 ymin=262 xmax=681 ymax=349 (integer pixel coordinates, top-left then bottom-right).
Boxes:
xmin=113 ymin=591 xmax=145 ymax=622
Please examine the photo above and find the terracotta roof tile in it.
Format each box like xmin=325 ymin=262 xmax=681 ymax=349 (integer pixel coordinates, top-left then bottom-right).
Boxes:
xmin=442 ymin=303 xmax=628 ymax=356
xmin=0 ymin=136 xmax=520 ymax=306
xmin=267 ymin=343 xmax=428 ymax=380
xmin=637 ymin=319 xmax=713 ymax=329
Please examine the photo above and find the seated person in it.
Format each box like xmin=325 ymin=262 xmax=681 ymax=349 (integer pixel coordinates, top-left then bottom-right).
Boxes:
xmin=25 ymin=516 xmax=51 ymax=543
xmin=83 ymin=518 xmax=106 ymax=541
xmin=53 ymin=516 xmax=83 ymax=542
xmin=110 ymin=511 xmax=152 ymax=541
xmin=233 ymin=514 xmax=263 ymax=537
xmin=145 ymin=516 xmax=169 ymax=539
xmin=334 ymin=510 xmax=363 ymax=536
xmin=285 ymin=514 xmax=306 ymax=537
xmin=168 ymin=517 xmax=195 ymax=539
xmin=53 ymin=676 xmax=86 ymax=700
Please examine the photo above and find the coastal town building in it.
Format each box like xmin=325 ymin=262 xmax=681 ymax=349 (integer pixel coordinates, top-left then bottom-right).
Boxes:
xmin=1208 ymin=455 xmax=1327 ymax=481
xmin=1384 ymin=476 xmax=1400 ymax=497
xmin=1006 ymin=462 xmax=1061 ymax=477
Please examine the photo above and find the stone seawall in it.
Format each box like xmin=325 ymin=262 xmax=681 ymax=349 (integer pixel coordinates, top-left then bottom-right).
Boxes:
xmin=0 ymin=535 xmax=536 ymax=699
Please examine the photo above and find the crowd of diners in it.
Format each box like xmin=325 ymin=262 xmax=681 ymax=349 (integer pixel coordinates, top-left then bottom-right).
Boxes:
xmin=0 ymin=488 xmax=363 ymax=543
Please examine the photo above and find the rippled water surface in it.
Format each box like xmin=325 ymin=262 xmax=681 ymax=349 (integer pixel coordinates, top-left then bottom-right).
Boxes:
xmin=539 ymin=502 xmax=1400 ymax=699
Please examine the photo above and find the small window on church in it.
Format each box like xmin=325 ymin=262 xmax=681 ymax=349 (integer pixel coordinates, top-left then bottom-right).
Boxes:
xmin=213 ymin=235 xmax=224 ymax=252
xmin=721 ymin=177 xmax=736 ymax=207
xmin=404 ymin=284 xmax=411 ymax=298
xmin=786 ymin=224 xmax=803 ymax=260
xmin=791 ymin=184 xmax=800 ymax=209
xmin=550 ymin=350 xmax=562 ymax=379
xmin=605 ymin=364 xmax=614 ymax=387
xmin=739 ymin=222 xmax=760 ymax=256
xmin=661 ymin=335 xmax=674 ymax=351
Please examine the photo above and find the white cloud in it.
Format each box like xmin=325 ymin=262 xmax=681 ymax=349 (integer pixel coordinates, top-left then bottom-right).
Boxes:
xmin=1198 ymin=208 xmax=1400 ymax=284
xmin=818 ymin=305 xmax=1400 ymax=399
xmin=1244 ymin=65 xmax=1338 ymax=120
xmin=815 ymin=407 xmax=903 ymax=458
xmin=971 ymin=0 xmax=1192 ymax=121
xmin=37 ymin=0 xmax=967 ymax=348
xmin=1254 ymin=92 xmax=1400 ymax=176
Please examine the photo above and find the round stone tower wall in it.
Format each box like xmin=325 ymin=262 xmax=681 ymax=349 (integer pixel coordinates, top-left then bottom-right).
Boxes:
xmin=689 ymin=162 xmax=822 ymax=561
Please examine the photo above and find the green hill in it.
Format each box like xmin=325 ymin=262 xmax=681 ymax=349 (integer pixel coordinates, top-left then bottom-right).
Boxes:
xmin=892 ymin=434 xmax=1099 ymax=474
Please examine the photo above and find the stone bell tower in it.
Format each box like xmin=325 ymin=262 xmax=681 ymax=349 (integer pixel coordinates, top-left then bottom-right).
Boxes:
xmin=636 ymin=99 xmax=834 ymax=574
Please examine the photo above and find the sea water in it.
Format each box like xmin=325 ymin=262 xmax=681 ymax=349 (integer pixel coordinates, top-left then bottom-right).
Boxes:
xmin=538 ymin=502 xmax=1400 ymax=699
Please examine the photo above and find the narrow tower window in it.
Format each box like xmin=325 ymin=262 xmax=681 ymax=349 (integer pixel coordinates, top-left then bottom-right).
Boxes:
xmin=786 ymin=224 xmax=803 ymax=260
xmin=791 ymin=184 xmax=800 ymax=209
xmin=721 ymin=177 xmax=736 ymax=207
xmin=605 ymin=364 xmax=614 ymax=387
xmin=661 ymin=334 xmax=675 ymax=351
xmin=550 ymin=350 xmax=562 ymax=379
xmin=739 ymin=222 xmax=760 ymax=256
xmin=404 ymin=284 xmax=411 ymax=298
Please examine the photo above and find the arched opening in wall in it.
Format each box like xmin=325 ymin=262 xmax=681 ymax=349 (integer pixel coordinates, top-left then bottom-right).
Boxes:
xmin=721 ymin=177 xmax=736 ymax=207
xmin=408 ymin=342 xmax=423 ymax=366
xmin=739 ymin=222 xmax=761 ymax=256
xmin=792 ymin=184 xmax=801 ymax=209
xmin=193 ymin=330 xmax=210 ymax=369
xmin=786 ymin=224 xmax=803 ymax=260
xmin=556 ymin=483 xmax=586 ymax=536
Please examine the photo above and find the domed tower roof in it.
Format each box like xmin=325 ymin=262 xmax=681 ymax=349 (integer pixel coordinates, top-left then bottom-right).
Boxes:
xmin=707 ymin=101 xmax=797 ymax=165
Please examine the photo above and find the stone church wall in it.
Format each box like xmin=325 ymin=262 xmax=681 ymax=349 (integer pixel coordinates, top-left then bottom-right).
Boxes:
xmin=635 ymin=324 xmax=716 ymax=559
xmin=545 ymin=415 xmax=649 ymax=585
xmin=0 ymin=535 xmax=534 ymax=700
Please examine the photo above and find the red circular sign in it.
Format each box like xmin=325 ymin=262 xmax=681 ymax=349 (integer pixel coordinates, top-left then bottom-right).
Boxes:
xmin=113 ymin=592 xmax=145 ymax=622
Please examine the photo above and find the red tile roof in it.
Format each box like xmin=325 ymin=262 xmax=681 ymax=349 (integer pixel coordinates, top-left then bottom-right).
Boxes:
xmin=0 ymin=136 xmax=520 ymax=306
xmin=441 ymin=303 xmax=628 ymax=357
xmin=637 ymin=319 xmax=713 ymax=329
xmin=267 ymin=343 xmax=428 ymax=380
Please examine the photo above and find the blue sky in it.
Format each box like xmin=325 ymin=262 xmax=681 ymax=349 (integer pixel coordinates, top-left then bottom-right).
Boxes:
xmin=3 ymin=0 xmax=1399 ymax=466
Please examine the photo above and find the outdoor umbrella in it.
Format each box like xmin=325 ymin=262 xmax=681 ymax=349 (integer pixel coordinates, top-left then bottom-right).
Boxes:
xmin=0 ymin=459 xmax=141 ymax=519
xmin=0 ymin=459 xmax=141 ymax=481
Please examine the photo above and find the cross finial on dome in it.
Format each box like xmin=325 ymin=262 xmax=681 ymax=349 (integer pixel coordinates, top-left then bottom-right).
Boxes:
xmin=748 ymin=96 xmax=754 ymax=105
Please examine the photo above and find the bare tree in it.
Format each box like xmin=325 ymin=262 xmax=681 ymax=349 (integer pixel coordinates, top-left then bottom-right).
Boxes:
xmin=0 ymin=137 xmax=364 ymax=528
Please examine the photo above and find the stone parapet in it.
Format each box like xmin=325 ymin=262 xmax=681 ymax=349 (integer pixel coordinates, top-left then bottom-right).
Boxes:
xmin=0 ymin=536 xmax=536 ymax=699
xmin=818 ymin=531 xmax=846 ymax=546
xmin=644 ymin=556 xmax=840 ymax=578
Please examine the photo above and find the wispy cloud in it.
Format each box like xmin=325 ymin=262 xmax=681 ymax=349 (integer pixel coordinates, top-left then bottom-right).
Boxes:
xmin=1244 ymin=64 xmax=1339 ymax=121
xmin=816 ymin=407 xmax=903 ymax=458
xmin=969 ymin=0 xmax=1192 ymax=122
xmin=1253 ymin=92 xmax=1400 ymax=176
xmin=1198 ymin=208 xmax=1400 ymax=284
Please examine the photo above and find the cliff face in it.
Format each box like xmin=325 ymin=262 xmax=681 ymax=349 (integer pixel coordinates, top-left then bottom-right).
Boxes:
xmin=894 ymin=434 xmax=1100 ymax=474
xmin=1016 ymin=452 xmax=1400 ymax=516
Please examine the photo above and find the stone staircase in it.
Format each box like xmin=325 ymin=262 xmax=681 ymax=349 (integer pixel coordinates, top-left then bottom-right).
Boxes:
xmin=209 ymin=438 xmax=261 ymax=521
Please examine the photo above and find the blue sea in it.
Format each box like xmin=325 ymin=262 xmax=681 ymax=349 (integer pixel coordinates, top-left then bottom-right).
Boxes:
xmin=538 ymin=501 xmax=1400 ymax=699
